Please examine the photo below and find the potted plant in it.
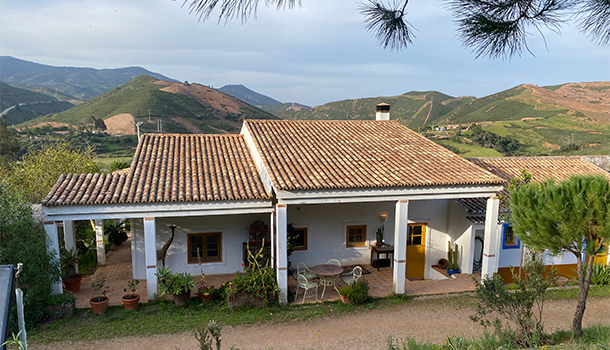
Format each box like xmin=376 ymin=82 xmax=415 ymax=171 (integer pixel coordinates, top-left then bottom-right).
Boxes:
xmin=338 ymin=278 xmax=369 ymax=304
xmin=155 ymin=266 xmax=194 ymax=306
xmin=197 ymin=275 xmax=215 ymax=301
xmin=447 ymin=241 xmax=461 ymax=276
xmin=195 ymin=248 xmax=215 ymax=301
xmin=89 ymin=278 xmax=109 ymax=315
xmin=60 ymin=248 xmax=82 ymax=292
xmin=375 ymin=225 xmax=385 ymax=246
xmin=121 ymin=279 xmax=140 ymax=311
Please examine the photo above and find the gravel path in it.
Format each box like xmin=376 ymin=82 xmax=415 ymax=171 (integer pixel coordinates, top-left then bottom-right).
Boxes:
xmin=32 ymin=296 xmax=610 ymax=350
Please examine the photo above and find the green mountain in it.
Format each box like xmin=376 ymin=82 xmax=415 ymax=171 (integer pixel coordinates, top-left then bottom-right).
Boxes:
xmin=0 ymin=56 xmax=177 ymax=100
xmin=20 ymin=75 xmax=278 ymax=135
xmin=277 ymin=90 xmax=474 ymax=129
xmin=277 ymin=82 xmax=610 ymax=157
xmin=218 ymin=84 xmax=282 ymax=107
xmin=0 ymin=82 xmax=75 ymax=125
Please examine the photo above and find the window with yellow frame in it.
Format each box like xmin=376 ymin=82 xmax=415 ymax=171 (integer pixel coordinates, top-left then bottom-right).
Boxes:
xmin=346 ymin=225 xmax=366 ymax=247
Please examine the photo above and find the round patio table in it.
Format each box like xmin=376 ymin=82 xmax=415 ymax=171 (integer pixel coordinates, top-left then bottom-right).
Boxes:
xmin=310 ymin=264 xmax=343 ymax=299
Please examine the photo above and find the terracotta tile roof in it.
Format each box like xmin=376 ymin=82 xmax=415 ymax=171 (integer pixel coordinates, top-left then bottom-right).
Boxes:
xmin=457 ymin=156 xmax=610 ymax=213
xmin=244 ymin=120 xmax=503 ymax=191
xmin=469 ymin=157 xmax=610 ymax=183
xmin=42 ymin=134 xmax=270 ymax=206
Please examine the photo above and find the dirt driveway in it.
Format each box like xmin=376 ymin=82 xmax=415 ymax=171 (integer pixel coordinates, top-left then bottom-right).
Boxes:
xmin=33 ymin=295 xmax=610 ymax=350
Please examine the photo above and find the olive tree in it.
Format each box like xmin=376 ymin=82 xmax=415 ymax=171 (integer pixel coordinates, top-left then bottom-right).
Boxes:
xmin=3 ymin=143 xmax=99 ymax=203
xmin=510 ymin=175 xmax=610 ymax=337
xmin=181 ymin=0 xmax=610 ymax=58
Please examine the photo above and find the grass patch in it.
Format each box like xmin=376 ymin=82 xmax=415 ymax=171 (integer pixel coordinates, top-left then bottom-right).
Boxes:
xmin=28 ymin=294 xmax=416 ymax=344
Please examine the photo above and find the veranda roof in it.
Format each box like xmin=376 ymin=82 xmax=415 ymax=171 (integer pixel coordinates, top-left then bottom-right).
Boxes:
xmin=42 ymin=134 xmax=271 ymax=206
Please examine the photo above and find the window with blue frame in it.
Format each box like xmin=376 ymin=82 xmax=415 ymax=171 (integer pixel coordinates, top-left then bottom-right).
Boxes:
xmin=502 ymin=223 xmax=520 ymax=249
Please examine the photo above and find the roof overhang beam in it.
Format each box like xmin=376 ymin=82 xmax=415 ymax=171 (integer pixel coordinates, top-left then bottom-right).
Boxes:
xmin=42 ymin=200 xmax=274 ymax=221
xmin=276 ymin=185 xmax=503 ymax=205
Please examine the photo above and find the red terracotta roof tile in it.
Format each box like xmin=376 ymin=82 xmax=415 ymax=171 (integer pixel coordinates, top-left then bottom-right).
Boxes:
xmin=469 ymin=156 xmax=610 ymax=183
xmin=42 ymin=134 xmax=270 ymax=206
xmin=244 ymin=120 xmax=503 ymax=191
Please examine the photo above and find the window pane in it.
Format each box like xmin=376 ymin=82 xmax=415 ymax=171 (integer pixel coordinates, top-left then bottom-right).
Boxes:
xmin=412 ymin=235 xmax=422 ymax=246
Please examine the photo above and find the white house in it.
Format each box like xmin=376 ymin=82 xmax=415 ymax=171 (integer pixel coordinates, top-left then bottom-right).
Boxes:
xmin=42 ymin=105 xmax=512 ymax=302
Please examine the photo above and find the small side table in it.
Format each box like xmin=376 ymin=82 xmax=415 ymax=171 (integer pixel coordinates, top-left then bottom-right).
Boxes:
xmin=370 ymin=244 xmax=394 ymax=271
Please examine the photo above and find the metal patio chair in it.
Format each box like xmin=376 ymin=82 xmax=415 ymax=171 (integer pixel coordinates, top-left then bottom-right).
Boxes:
xmin=296 ymin=273 xmax=318 ymax=303
xmin=341 ymin=265 xmax=363 ymax=285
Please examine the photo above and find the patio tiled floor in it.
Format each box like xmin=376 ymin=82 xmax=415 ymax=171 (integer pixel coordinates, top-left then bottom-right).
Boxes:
xmin=73 ymin=238 xmax=479 ymax=308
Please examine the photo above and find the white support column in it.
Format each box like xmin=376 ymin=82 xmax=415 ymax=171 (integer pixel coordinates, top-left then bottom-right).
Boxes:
xmin=482 ymin=196 xmax=500 ymax=280
xmin=270 ymin=210 xmax=276 ymax=269
xmin=144 ymin=217 xmax=158 ymax=300
xmin=95 ymin=219 xmax=106 ymax=266
xmin=43 ymin=221 xmax=63 ymax=295
xmin=63 ymin=220 xmax=76 ymax=252
xmin=393 ymin=200 xmax=409 ymax=294
xmin=275 ymin=204 xmax=288 ymax=304
xmin=130 ymin=218 xmax=138 ymax=279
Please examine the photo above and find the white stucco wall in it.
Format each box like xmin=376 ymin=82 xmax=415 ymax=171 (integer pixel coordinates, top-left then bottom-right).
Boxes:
xmin=447 ymin=200 xmax=475 ymax=274
xmin=287 ymin=199 xmax=452 ymax=280
xmin=132 ymin=213 xmax=270 ymax=279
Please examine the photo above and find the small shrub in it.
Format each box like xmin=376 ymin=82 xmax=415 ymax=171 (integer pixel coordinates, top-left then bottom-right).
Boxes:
xmin=195 ymin=320 xmax=222 ymax=350
xmin=338 ymin=278 xmax=369 ymax=304
xmin=590 ymin=264 xmax=610 ymax=285
xmin=108 ymin=160 xmax=130 ymax=172
xmin=226 ymin=244 xmax=278 ymax=307
xmin=155 ymin=266 xmax=195 ymax=296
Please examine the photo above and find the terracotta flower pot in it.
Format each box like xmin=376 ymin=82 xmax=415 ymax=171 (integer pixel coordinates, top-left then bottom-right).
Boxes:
xmin=89 ymin=296 xmax=109 ymax=315
xmin=63 ymin=276 xmax=82 ymax=293
xmin=199 ymin=291 xmax=214 ymax=302
xmin=121 ymin=294 xmax=140 ymax=311
xmin=340 ymin=294 xmax=351 ymax=304
xmin=173 ymin=291 xmax=191 ymax=306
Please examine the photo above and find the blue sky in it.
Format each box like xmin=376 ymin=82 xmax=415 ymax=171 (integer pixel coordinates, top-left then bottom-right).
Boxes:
xmin=1 ymin=0 xmax=608 ymax=106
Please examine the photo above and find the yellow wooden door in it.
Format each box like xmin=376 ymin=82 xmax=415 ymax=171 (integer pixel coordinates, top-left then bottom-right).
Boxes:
xmin=406 ymin=223 xmax=426 ymax=279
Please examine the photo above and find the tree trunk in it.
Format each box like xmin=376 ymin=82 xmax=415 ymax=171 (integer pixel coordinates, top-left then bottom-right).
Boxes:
xmin=572 ymin=253 xmax=594 ymax=337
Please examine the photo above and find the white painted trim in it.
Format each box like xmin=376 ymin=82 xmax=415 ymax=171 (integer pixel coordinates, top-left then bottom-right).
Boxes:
xmin=275 ymin=204 xmax=288 ymax=304
xmin=95 ymin=219 xmax=105 ymax=266
xmin=240 ymin=122 xmax=277 ymax=195
xmin=42 ymin=200 xmax=273 ymax=221
xmin=482 ymin=197 xmax=500 ymax=280
xmin=276 ymin=185 xmax=502 ymax=205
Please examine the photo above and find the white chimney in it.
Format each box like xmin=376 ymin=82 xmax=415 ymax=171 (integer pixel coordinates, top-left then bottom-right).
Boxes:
xmin=376 ymin=103 xmax=390 ymax=120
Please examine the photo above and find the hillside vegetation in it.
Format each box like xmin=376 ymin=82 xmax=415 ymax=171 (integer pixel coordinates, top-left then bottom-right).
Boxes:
xmin=21 ymin=76 xmax=278 ymax=135
xmin=0 ymin=82 xmax=75 ymax=125
xmin=277 ymin=82 xmax=610 ymax=157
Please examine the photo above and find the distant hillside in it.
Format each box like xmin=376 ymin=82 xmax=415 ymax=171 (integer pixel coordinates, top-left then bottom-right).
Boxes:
xmin=218 ymin=84 xmax=282 ymax=107
xmin=0 ymin=82 xmax=74 ymax=125
xmin=0 ymin=56 xmax=177 ymax=100
xmin=21 ymin=75 xmax=278 ymax=135
xmin=277 ymin=82 xmax=610 ymax=157
xmin=277 ymin=91 xmax=474 ymax=129
xmin=262 ymin=102 xmax=312 ymax=115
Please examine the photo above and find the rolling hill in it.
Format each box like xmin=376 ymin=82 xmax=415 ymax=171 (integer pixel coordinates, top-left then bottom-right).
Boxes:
xmin=276 ymin=82 xmax=610 ymax=157
xmin=20 ymin=75 xmax=278 ymax=135
xmin=218 ymin=84 xmax=282 ymax=107
xmin=0 ymin=82 xmax=75 ymax=125
xmin=0 ymin=56 xmax=177 ymax=100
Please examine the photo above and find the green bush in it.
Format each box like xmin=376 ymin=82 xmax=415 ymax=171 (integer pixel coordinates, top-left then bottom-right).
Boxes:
xmin=105 ymin=220 xmax=127 ymax=246
xmin=590 ymin=263 xmax=610 ymax=285
xmin=339 ymin=278 xmax=369 ymax=304
xmin=226 ymin=244 xmax=278 ymax=307
xmin=0 ymin=183 xmax=60 ymax=330
xmin=155 ymin=266 xmax=195 ymax=296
